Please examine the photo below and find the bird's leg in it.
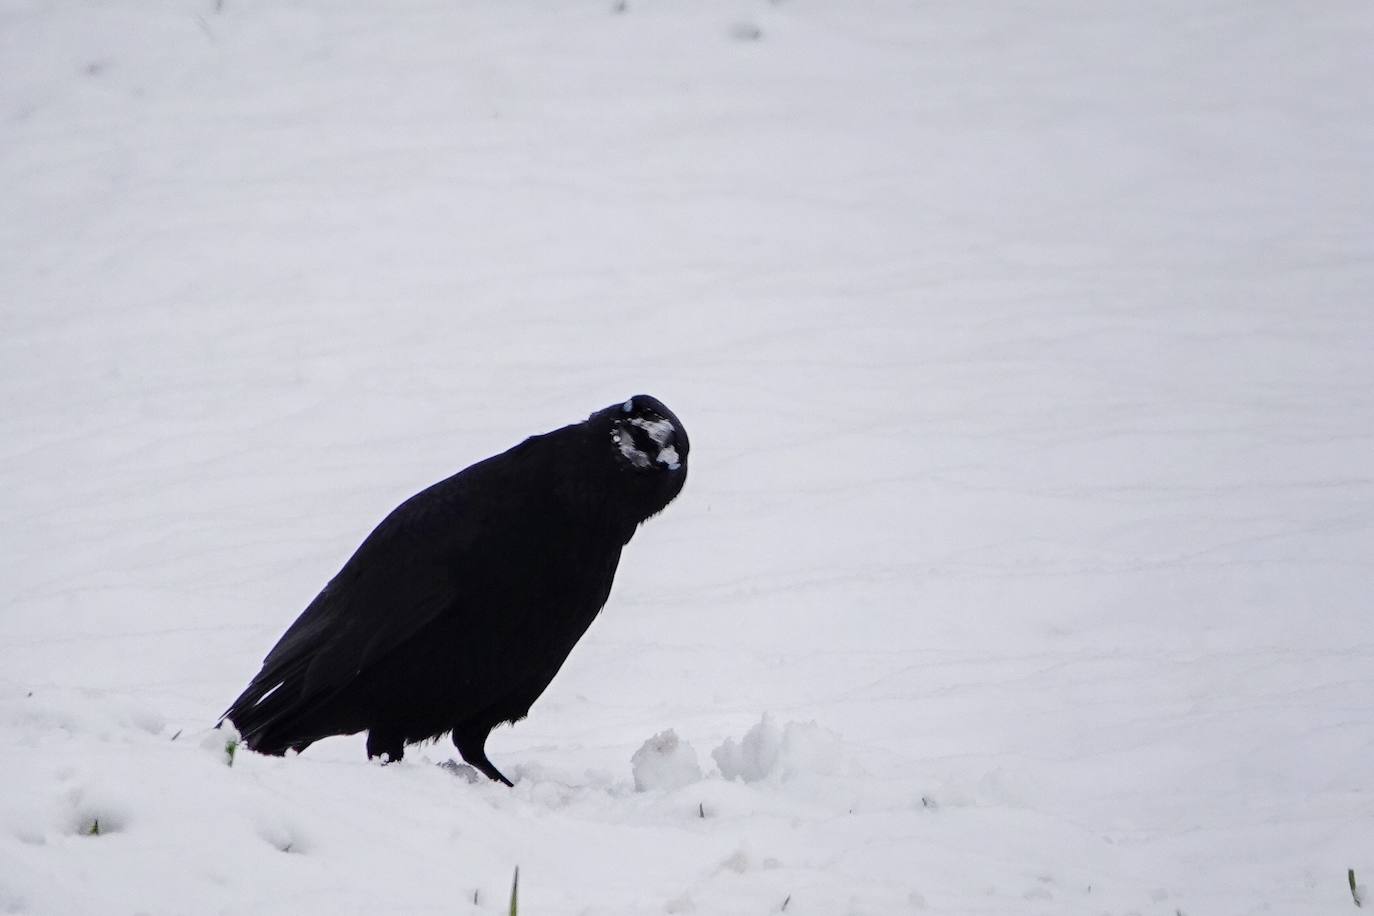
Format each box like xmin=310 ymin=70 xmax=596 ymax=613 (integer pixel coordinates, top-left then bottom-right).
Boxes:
xmin=452 ymin=727 xmax=514 ymax=787
xmin=366 ymin=729 xmax=405 ymax=764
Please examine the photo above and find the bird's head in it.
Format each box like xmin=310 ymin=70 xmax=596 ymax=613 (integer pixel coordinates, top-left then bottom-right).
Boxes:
xmin=587 ymin=394 xmax=689 ymax=524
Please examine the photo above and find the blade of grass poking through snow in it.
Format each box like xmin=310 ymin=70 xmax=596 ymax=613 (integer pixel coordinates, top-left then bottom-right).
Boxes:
xmin=1351 ymin=869 xmax=1363 ymax=907
xmin=508 ymin=866 xmax=519 ymax=916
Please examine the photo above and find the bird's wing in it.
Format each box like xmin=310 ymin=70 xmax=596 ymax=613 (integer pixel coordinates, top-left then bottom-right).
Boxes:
xmin=226 ymin=476 xmax=477 ymax=727
xmin=224 ymin=432 xmax=625 ymax=747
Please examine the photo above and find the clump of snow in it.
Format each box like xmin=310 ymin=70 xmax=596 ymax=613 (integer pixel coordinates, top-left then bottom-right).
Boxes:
xmin=656 ymin=444 xmax=681 ymax=470
xmin=629 ymin=416 xmax=675 ymax=446
xmin=711 ymin=714 xmax=843 ymax=782
xmin=199 ymin=724 xmax=241 ymax=767
xmin=613 ymin=427 xmax=652 ymax=469
xmin=631 ymin=729 xmax=702 ymax=792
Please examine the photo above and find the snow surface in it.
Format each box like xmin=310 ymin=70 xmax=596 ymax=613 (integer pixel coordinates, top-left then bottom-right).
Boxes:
xmin=3 ymin=1 xmax=1374 ymax=914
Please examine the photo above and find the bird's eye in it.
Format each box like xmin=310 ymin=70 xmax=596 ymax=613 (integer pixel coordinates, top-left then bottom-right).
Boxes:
xmin=622 ymin=399 xmax=634 ymax=413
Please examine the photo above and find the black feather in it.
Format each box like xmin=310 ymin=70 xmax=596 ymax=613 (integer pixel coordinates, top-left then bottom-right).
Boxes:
xmin=222 ymin=395 xmax=688 ymax=785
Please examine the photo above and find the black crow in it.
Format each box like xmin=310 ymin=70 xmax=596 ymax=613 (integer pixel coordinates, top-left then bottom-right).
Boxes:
xmin=222 ymin=395 xmax=688 ymax=785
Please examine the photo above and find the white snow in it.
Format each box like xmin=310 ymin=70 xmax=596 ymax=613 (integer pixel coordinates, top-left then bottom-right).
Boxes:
xmin=631 ymin=729 xmax=703 ymax=792
xmin=612 ymin=427 xmax=653 ymax=468
xmin=629 ymin=415 xmax=683 ymax=468
xmin=3 ymin=1 xmax=1374 ymax=915
xmin=712 ymin=714 xmax=845 ymax=783
xmin=655 ymin=444 xmax=681 ymax=471
xmin=629 ymin=416 xmax=676 ymax=447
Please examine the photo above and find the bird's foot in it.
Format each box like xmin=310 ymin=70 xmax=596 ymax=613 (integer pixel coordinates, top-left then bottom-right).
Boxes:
xmin=366 ymin=731 xmax=405 ymax=764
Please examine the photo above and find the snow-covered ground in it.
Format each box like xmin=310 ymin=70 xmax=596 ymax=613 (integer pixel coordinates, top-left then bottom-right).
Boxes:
xmin=4 ymin=1 xmax=1374 ymax=913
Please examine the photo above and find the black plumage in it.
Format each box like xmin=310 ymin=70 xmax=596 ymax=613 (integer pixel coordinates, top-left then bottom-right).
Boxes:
xmin=221 ymin=395 xmax=688 ymax=785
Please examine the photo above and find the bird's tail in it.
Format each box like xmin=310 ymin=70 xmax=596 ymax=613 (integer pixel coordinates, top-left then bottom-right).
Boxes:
xmin=221 ymin=664 xmax=311 ymax=755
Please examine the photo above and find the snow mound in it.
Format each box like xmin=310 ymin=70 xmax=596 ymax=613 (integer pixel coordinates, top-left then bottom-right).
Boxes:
xmin=711 ymin=714 xmax=844 ymax=782
xmin=631 ymin=729 xmax=702 ymax=792
xmin=199 ymin=723 xmax=241 ymax=767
